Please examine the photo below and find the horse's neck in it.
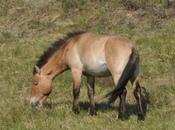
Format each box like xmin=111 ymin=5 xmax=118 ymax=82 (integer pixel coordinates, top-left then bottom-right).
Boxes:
xmin=40 ymin=50 xmax=67 ymax=79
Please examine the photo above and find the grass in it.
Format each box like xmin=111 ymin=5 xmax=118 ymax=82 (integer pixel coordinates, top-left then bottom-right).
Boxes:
xmin=0 ymin=0 xmax=175 ymax=130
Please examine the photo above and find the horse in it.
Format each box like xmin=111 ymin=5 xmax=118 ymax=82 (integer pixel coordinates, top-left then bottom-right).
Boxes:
xmin=30 ymin=31 xmax=147 ymax=121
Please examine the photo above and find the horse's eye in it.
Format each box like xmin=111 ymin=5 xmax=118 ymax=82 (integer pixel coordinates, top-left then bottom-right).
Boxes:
xmin=47 ymin=71 xmax=52 ymax=75
xmin=33 ymin=81 xmax=38 ymax=86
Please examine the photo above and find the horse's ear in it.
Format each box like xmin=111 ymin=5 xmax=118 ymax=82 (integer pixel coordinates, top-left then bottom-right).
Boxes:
xmin=35 ymin=65 xmax=41 ymax=74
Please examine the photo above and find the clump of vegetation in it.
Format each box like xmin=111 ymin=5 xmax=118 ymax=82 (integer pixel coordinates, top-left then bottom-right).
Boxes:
xmin=120 ymin=0 xmax=148 ymax=10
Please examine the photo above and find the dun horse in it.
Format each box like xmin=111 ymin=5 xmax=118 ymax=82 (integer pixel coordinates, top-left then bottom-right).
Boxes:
xmin=30 ymin=31 xmax=147 ymax=120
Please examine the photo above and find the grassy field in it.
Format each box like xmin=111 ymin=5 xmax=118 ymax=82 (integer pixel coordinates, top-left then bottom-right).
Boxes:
xmin=0 ymin=0 xmax=175 ymax=130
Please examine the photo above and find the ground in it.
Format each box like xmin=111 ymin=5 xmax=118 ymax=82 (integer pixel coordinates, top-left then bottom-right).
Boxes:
xmin=0 ymin=0 xmax=175 ymax=130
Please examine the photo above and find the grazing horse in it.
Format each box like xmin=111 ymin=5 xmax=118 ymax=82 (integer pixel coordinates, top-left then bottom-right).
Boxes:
xmin=30 ymin=31 xmax=146 ymax=120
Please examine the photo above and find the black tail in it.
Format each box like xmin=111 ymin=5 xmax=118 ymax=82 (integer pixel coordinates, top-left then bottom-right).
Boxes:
xmin=105 ymin=48 xmax=139 ymax=104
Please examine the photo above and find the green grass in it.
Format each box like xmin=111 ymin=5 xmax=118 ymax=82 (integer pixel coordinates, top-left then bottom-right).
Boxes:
xmin=0 ymin=0 xmax=175 ymax=130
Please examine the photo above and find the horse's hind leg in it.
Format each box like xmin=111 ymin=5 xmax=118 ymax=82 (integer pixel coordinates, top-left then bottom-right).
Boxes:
xmin=87 ymin=76 xmax=96 ymax=116
xmin=130 ymin=62 xmax=146 ymax=120
xmin=134 ymin=81 xmax=145 ymax=120
xmin=71 ymin=68 xmax=82 ymax=114
xmin=118 ymin=88 xmax=127 ymax=120
xmin=131 ymin=78 xmax=146 ymax=121
xmin=111 ymin=73 xmax=129 ymax=120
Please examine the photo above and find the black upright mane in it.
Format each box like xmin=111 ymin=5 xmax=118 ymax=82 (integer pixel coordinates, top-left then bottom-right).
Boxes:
xmin=33 ymin=31 xmax=85 ymax=74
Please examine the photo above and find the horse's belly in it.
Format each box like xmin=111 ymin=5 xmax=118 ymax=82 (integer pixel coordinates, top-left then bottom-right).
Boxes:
xmin=83 ymin=61 xmax=111 ymax=77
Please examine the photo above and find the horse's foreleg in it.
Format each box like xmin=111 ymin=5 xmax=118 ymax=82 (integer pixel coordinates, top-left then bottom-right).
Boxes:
xmin=133 ymin=81 xmax=145 ymax=121
xmin=71 ymin=69 xmax=82 ymax=114
xmin=87 ymin=76 xmax=96 ymax=116
xmin=118 ymin=88 xmax=127 ymax=120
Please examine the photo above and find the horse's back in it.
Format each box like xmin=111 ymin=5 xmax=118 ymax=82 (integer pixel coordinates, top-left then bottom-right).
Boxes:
xmin=66 ymin=32 xmax=135 ymax=77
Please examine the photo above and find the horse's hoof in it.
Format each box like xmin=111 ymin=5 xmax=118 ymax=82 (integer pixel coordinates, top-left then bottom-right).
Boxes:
xmin=72 ymin=107 xmax=80 ymax=114
xmin=138 ymin=114 xmax=145 ymax=121
xmin=73 ymin=109 xmax=80 ymax=114
xmin=89 ymin=110 xmax=97 ymax=116
xmin=118 ymin=114 xmax=128 ymax=120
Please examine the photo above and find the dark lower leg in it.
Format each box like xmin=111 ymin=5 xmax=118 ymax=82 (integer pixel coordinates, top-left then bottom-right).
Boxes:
xmin=118 ymin=88 xmax=127 ymax=119
xmin=71 ymin=69 xmax=82 ymax=114
xmin=134 ymin=82 xmax=145 ymax=121
xmin=87 ymin=76 xmax=96 ymax=116
xmin=88 ymin=86 xmax=96 ymax=115
xmin=72 ymin=87 xmax=80 ymax=114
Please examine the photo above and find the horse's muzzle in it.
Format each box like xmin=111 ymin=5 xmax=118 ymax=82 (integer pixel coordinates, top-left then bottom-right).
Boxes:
xmin=30 ymin=97 xmax=39 ymax=108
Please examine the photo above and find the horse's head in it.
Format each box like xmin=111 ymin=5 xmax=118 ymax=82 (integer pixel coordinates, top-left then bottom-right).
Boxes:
xmin=30 ymin=66 xmax=53 ymax=108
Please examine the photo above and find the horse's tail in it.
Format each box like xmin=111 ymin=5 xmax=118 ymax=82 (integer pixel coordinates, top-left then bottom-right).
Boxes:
xmin=105 ymin=47 xmax=139 ymax=104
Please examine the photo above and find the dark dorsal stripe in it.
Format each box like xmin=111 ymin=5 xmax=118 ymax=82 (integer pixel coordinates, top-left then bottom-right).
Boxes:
xmin=33 ymin=31 xmax=86 ymax=74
